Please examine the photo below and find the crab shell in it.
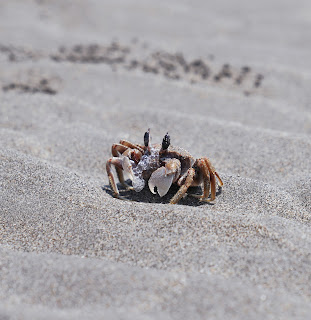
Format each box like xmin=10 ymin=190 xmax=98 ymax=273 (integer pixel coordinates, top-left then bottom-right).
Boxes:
xmin=106 ymin=135 xmax=223 ymax=204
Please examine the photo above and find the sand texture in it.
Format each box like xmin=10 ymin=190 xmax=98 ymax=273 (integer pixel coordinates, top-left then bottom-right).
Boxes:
xmin=0 ymin=0 xmax=311 ymax=319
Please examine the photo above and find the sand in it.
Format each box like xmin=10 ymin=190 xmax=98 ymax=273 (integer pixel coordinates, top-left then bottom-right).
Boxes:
xmin=0 ymin=0 xmax=310 ymax=319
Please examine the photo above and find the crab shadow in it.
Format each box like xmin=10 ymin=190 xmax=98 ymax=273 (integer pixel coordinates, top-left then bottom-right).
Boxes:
xmin=102 ymin=181 xmax=222 ymax=207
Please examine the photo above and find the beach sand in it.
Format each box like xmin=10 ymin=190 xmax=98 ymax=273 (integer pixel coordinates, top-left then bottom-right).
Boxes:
xmin=0 ymin=0 xmax=310 ymax=319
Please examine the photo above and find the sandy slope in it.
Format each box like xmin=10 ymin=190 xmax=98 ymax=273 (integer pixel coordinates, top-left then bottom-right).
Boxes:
xmin=0 ymin=1 xmax=310 ymax=319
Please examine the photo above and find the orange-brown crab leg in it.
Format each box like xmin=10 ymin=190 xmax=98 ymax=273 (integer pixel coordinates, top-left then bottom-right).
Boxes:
xmin=198 ymin=159 xmax=211 ymax=200
xmin=119 ymin=140 xmax=144 ymax=153
xmin=215 ymin=171 xmax=223 ymax=187
xmin=106 ymin=157 xmax=123 ymax=197
xmin=190 ymin=158 xmax=222 ymax=202
xmin=204 ymin=158 xmax=222 ymax=201
xmin=170 ymin=168 xmax=195 ymax=204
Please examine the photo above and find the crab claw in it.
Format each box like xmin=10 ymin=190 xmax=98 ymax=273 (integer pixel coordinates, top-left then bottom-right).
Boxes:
xmin=148 ymin=167 xmax=174 ymax=197
xmin=122 ymin=156 xmax=134 ymax=181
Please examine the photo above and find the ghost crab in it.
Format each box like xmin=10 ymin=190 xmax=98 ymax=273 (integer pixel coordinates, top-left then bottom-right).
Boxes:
xmin=106 ymin=129 xmax=223 ymax=204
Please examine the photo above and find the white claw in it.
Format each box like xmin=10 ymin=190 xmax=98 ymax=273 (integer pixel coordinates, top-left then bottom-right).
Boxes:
xmin=148 ymin=167 xmax=174 ymax=197
xmin=122 ymin=157 xmax=134 ymax=181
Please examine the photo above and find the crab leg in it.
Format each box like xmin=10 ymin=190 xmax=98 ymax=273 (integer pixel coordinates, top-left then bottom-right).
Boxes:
xmin=170 ymin=168 xmax=195 ymax=204
xmin=209 ymin=167 xmax=216 ymax=201
xmin=215 ymin=171 xmax=223 ymax=187
xmin=112 ymin=143 xmax=129 ymax=156
xmin=199 ymin=159 xmax=211 ymax=200
xmin=202 ymin=158 xmax=223 ymax=187
xmin=204 ymin=158 xmax=219 ymax=201
xmin=106 ymin=157 xmax=123 ymax=197
xmin=119 ymin=140 xmax=144 ymax=153
xmin=189 ymin=159 xmax=211 ymax=201
xmin=190 ymin=158 xmax=221 ymax=202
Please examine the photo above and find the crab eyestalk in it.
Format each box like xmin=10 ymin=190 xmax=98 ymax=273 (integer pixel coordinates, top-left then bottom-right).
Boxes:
xmin=162 ymin=132 xmax=170 ymax=150
xmin=144 ymin=128 xmax=151 ymax=152
xmin=144 ymin=129 xmax=150 ymax=147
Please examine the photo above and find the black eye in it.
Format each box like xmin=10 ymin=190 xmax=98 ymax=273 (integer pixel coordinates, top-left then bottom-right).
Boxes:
xmin=144 ymin=129 xmax=150 ymax=147
xmin=162 ymin=132 xmax=170 ymax=150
